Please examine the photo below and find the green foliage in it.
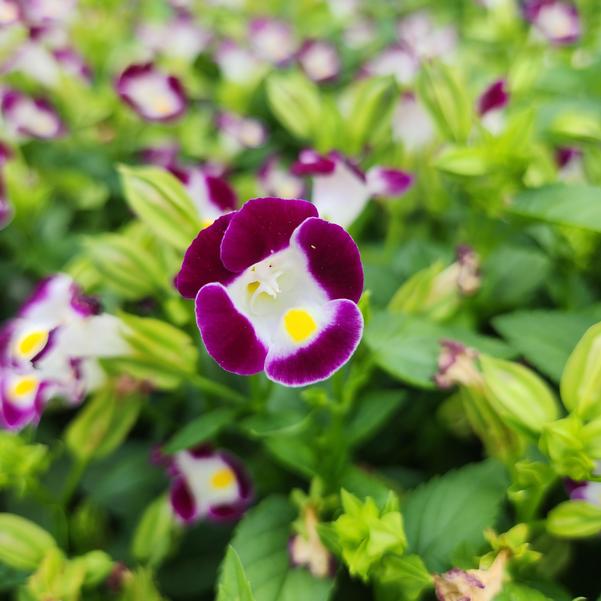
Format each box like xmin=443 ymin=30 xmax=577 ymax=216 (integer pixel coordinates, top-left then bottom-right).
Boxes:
xmin=403 ymin=461 xmax=508 ymax=572
xmin=0 ymin=432 xmax=48 ymax=494
xmin=0 ymin=514 xmax=56 ymax=571
xmin=165 ymin=408 xmax=237 ymax=454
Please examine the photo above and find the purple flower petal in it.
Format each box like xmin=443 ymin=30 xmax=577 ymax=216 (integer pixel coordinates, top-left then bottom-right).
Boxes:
xmin=478 ymin=79 xmax=509 ymax=116
xmin=291 ymin=217 xmax=363 ymax=303
xmin=292 ymin=149 xmax=336 ymax=176
xmin=175 ymin=213 xmax=237 ymax=299
xmin=195 ymin=283 xmax=267 ymax=375
xmin=170 ymin=477 xmax=197 ymax=523
xmin=140 ymin=143 xmax=180 ymax=168
xmin=249 ymin=18 xmax=296 ymax=65
xmin=1 ymin=90 xmax=65 ymax=139
xmin=205 ymin=175 xmax=237 ymax=212
xmin=366 ymin=167 xmax=414 ymax=197
xmin=523 ymin=0 xmax=581 ymax=45
xmin=220 ymin=197 xmax=318 ymax=273
xmin=265 ymin=298 xmax=363 ymax=386
xmin=297 ymin=40 xmax=341 ymax=83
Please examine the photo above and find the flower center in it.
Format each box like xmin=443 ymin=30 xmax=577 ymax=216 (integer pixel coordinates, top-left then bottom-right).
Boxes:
xmin=246 ymin=261 xmax=285 ymax=305
xmin=284 ymin=308 xmax=317 ymax=343
xmin=10 ymin=376 xmax=38 ymax=406
xmin=211 ymin=467 xmax=235 ymax=489
xmin=15 ymin=329 xmax=49 ymax=360
xmin=152 ymin=95 xmax=175 ymax=116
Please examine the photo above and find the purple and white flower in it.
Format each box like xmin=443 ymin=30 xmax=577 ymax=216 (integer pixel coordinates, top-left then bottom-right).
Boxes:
xmin=523 ymin=0 xmax=581 ymax=45
xmin=293 ymin=150 xmax=413 ymax=228
xmin=137 ymin=15 xmax=211 ymax=61
xmin=216 ymin=112 xmax=267 ymax=152
xmin=170 ymin=165 xmax=237 ymax=228
xmin=258 ymin=156 xmax=305 ymax=199
xmin=175 ymin=197 xmax=364 ymax=387
xmin=249 ymin=18 xmax=296 ymax=65
xmin=392 ymin=93 xmax=437 ymax=152
xmin=116 ymin=63 xmax=187 ymax=122
xmin=478 ymin=79 xmax=510 ymax=135
xmin=1 ymin=90 xmax=65 ymax=140
xmin=19 ymin=0 xmax=77 ymax=26
xmin=397 ymin=11 xmax=457 ymax=61
xmin=166 ymin=446 xmax=252 ymax=523
xmin=555 ymin=146 xmax=584 ymax=182
xmin=297 ymin=40 xmax=341 ymax=83
xmin=0 ymin=274 xmax=128 ymax=429
xmin=0 ymin=0 xmax=20 ymax=28
xmin=215 ymin=40 xmax=264 ymax=85
xmin=569 ymin=464 xmax=601 ymax=506
xmin=363 ymin=44 xmax=419 ymax=85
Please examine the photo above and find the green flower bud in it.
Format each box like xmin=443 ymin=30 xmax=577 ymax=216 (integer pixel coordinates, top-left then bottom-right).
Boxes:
xmin=547 ymin=500 xmax=601 ymax=538
xmin=540 ymin=417 xmax=595 ymax=481
xmin=0 ymin=432 xmax=48 ymax=494
xmin=417 ymin=62 xmax=472 ymax=144
xmin=74 ymin=550 xmax=114 ymax=587
xmin=561 ymin=322 xmax=601 ymax=421
xmin=85 ymin=232 xmax=168 ymax=300
xmin=27 ymin=547 xmax=86 ymax=601
xmin=119 ymin=165 xmax=201 ymax=251
xmin=0 ymin=514 xmax=56 ymax=571
xmin=132 ymin=496 xmax=175 ymax=567
xmin=480 ymin=355 xmax=559 ymax=434
xmin=118 ymin=568 xmax=165 ymax=601
xmin=331 ymin=490 xmax=406 ymax=581
xmin=266 ymin=71 xmax=322 ymax=141
xmin=65 ymin=386 xmax=143 ymax=462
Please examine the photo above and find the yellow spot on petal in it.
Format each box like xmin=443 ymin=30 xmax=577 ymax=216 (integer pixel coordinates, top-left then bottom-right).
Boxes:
xmin=211 ymin=467 xmax=235 ymax=489
xmin=284 ymin=308 xmax=317 ymax=344
xmin=17 ymin=330 xmax=48 ymax=359
xmin=13 ymin=376 xmax=37 ymax=398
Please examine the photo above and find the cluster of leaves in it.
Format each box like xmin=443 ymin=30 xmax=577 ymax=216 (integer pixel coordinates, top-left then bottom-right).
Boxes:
xmin=3 ymin=0 xmax=601 ymax=600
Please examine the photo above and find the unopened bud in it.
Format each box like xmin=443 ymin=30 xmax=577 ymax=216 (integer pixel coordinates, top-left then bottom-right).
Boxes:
xmin=435 ymin=340 xmax=482 ymax=389
xmin=289 ymin=505 xmax=334 ymax=578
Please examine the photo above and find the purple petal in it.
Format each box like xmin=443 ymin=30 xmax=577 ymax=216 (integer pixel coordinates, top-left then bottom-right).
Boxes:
xmin=195 ymin=283 xmax=267 ymax=376
xmin=555 ymin=146 xmax=580 ymax=168
xmin=170 ymin=477 xmax=197 ymax=523
xmin=292 ymin=149 xmax=336 ymax=176
xmin=478 ymin=79 xmax=509 ymax=116
xmin=205 ymin=175 xmax=237 ymax=212
xmin=140 ymin=144 xmax=180 ymax=169
xmin=292 ymin=217 xmax=363 ymax=303
xmin=265 ymin=299 xmax=363 ymax=387
xmin=175 ymin=214 xmax=237 ymax=299
xmin=297 ymin=40 xmax=341 ymax=83
xmin=207 ymin=452 xmax=253 ymax=521
xmin=366 ymin=167 xmax=414 ymax=197
xmin=1 ymin=90 xmax=65 ymax=139
xmin=220 ymin=197 xmax=317 ymax=273
xmin=523 ymin=0 xmax=581 ymax=45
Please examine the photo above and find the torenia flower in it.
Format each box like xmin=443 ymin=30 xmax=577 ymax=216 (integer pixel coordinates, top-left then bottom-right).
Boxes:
xmin=20 ymin=0 xmax=77 ymax=26
xmin=363 ymin=44 xmax=419 ymax=85
xmin=216 ymin=112 xmax=267 ymax=152
xmin=392 ymin=92 xmax=437 ymax=152
xmin=1 ymin=90 xmax=65 ymax=140
xmin=297 ymin=40 xmax=341 ymax=84
xmin=166 ymin=446 xmax=252 ymax=523
xmin=434 ymin=551 xmax=508 ymax=601
xmin=258 ymin=156 xmax=305 ymax=199
xmin=116 ymin=63 xmax=187 ymax=122
xmin=293 ymin=150 xmax=413 ymax=228
xmin=137 ymin=15 xmax=211 ymax=61
xmin=0 ymin=274 xmax=128 ymax=429
xmin=249 ymin=18 xmax=297 ymax=65
xmin=170 ymin=165 xmax=237 ymax=228
xmin=214 ymin=40 xmax=264 ymax=85
xmin=523 ymin=0 xmax=581 ymax=45
xmin=0 ymin=0 xmax=19 ymax=27
xmin=555 ymin=146 xmax=584 ymax=182
xmin=397 ymin=11 xmax=457 ymax=61
xmin=569 ymin=464 xmax=601 ymax=506
xmin=478 ymin=79 xmax=510 ymax=135
xmin=175 ymin=197 xmax=364 ymax=386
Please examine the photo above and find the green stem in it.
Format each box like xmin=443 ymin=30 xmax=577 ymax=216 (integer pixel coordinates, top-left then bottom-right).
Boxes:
xmin=188 ymin=374 xmax=246 ymax=405
xmin=61 ymin=457 xmax=88 ymax=507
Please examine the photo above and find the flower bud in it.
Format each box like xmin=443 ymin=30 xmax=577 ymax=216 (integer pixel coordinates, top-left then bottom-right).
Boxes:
xmin=547 ymin=500 xmax=601 ymax=538
xmin=266 ymin=71 xmax=322 ymax=141
xmin=119 ymin=165 xmax=201 ymax=251
xmin=435 ymin=341 xmax=482 ymax=389
xmin=480 ymin=355 xmax=559 ymax=434
xmin=289 ymin=505 xmax=334 ymax=578
xmin=132 ymin=496 xmax=175 ymax=567
xmin=26 ymin=547 xmax=86 ymax=601
xmin=560 ymin=322 xmax=601 ymax=420
xmin=0 ymin=513 xmax=56 ymax=570
xmin=540 ymin=416 xmax=595 ymax=480
xmin=75 ymin=550 xmax=114 ymax=587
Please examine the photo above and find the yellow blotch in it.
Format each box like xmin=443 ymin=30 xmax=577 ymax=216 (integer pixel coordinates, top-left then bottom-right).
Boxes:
xmin=153 ymin=96 xmax=174 ymax=115
xmin=13 ymin=377 xmax=37 ymax=398
xmin=247 ymin=281 xmax=260 ymax=296
xmin=17 ymin=331 xmax=48 ymax=358
xmin=211 ymin=467 xmax=235 ymax=489
xmin=284 ymin=309 xmax=317 ymax=344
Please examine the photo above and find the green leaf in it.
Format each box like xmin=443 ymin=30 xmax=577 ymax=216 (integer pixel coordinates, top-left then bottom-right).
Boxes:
xmin=346 ymin=390 xmax=407 ymax=446
xmin=339 ymin=465 xmax=399 ymax=509
xmin=403 ymin=460 xmax=508 ymax=571
xmin=365 ymin=312 xmax=514 ymax=389
xmin=508 ymin=185 xmax=601 ymax=232
xmin=0 ymin=563 xmax=28 ymax=591
xmin=494 ymin=583 xmax=552 ymax=601
xmin=164 ymin=408 xmax=237 ymax=454
xmin=493 ymin=309 xmax=601 ymax=382
xmin=0 ymin=514 xmax=56 ymax=571
xmin=217 ymin=547 xmax=256 ymax=601
xmin=132 ymin=496 xmax=175 ymax=567
xmin=546 ymin=500 xmax=601 ymax=538
xmin=216 ymin=496 xmax=334 ymax=601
